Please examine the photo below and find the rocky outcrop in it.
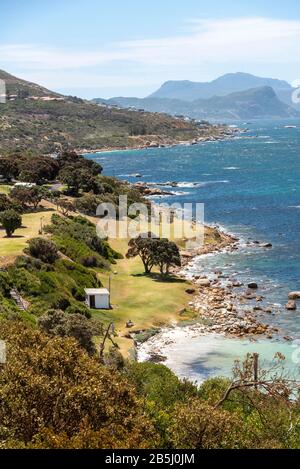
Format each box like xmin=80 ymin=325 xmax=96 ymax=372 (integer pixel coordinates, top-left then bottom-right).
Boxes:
xmin=286 ymin=300 xmax=297 ymax=311
xmin=288 ymin=292 xmax=300 ymax=300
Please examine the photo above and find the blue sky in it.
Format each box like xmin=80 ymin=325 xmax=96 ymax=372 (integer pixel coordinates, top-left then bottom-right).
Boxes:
xmin=1 ymin=0 xmax=300 ymax=97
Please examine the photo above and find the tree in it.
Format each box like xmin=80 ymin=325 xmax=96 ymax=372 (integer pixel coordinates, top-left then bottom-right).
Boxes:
xmin=10 ymin=186 xmax=45 ymax=210
xmin=0 ymin=157 xmax=19 ymax=181
xmin=152 ymin=239 xmax=181 ymax=275
xmin=0 ymin=209 xmax=22 ymax=237
xmin=27 ymin=237 xmax=59 ymax=264
xmin=18 ymin=158 xmax=60 ymax=185
xmin=0 ymin=194 xmax=10 ymax=212
xmin=57 ymin=199 xmax=75 ymax=216
xmin=126 ymin=233 xmax=158 ymax=274
xmin=58 ymin=166 xmax=81 ymax=195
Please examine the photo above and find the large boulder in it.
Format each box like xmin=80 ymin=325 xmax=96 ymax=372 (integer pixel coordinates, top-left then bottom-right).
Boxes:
xmin=197 ymin=279 xmax=211 ymax=287
xmin=286 ymin=300 xmax=297 ymax=311
xmin=288 ymin=292 xmax=300 ymax=300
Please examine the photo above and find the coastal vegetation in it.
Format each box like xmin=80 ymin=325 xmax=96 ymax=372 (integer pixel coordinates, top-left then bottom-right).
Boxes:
xmin=1 ymin=144 xmax=300 ymax=449
xmin=1 ymin=319 xmax=300 ymax=448
xmin=0 ymin=69 xmax=218 ymax=155
xmin=126 ymin=234 xmax=181 ymax=275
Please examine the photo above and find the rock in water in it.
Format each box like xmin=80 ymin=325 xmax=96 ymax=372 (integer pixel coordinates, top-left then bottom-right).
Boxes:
xmin=288 ymin=291 xmax=300 ymax=300
xmin=248 ymin=282 xmax=258 ymax=290
xmin=286 ymin=300 xmax=297 ymax=311
xmin=262 ymin=243 xmax=273 ymax=248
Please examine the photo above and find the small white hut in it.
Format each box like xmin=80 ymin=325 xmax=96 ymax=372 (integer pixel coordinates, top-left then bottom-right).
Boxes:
xmin=84 ymin=288 xmax=110 ymax=310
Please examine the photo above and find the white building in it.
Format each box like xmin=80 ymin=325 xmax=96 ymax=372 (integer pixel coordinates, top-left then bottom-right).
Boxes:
xmin=84 ymin=288 xmax=110 ymax=310
xmin=14 ymin=182 xmax=36 ymax=188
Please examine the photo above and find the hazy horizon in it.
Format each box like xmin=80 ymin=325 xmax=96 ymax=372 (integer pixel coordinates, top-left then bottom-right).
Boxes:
xmin=1 ymin=0 xmax=300 ymax=98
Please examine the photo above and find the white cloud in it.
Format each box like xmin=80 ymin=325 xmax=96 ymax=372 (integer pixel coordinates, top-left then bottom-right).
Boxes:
xmin=1 ymin=17 xmax=300 ymax=93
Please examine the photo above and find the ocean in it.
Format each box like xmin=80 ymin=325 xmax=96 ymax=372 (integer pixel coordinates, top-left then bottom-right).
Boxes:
xmin=87 ymin=119 xmax=300 ymax=381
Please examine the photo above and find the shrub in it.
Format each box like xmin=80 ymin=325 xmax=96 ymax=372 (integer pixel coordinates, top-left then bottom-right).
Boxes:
xmin=27 ymin=238 xmax=59 ymax=264
xmin=80 ymin=255 xmax=99 ymax=267
xmin=0 ymin=271 xmax=12 ymax=296
xmin=65 ymin=304 xmax=92 ymax=319
xmin=0 ymin=209 xmax=22 ymax=237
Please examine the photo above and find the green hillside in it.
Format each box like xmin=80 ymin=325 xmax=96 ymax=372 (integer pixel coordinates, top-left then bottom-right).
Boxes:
xmin=0 ymin=70 xmax=211 ymax=155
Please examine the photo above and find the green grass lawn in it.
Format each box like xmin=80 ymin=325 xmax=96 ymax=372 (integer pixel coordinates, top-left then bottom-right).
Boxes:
xmin=0 ymin=184 xmax=13 ymax=195
xmin=0 ymin=208 xmax=55 ymax=265
xmin=95 ymin=237 xmax=195 ymax=356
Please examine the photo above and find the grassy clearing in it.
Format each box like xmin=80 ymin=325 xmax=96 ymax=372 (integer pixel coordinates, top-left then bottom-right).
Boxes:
xmin=0 ymin=207 xmax=55 ymax=265
xmin=91 ymin=217 xmax=225 ymax=356
xmin=0 ymin=184 xmax=13 ymax=195
xmin=94 ymin=227 xmax=197 ymax=357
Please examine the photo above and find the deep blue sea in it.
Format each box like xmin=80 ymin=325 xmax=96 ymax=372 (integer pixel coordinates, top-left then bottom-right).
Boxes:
xmin=87 ymin=120 xmax=300 ymax=379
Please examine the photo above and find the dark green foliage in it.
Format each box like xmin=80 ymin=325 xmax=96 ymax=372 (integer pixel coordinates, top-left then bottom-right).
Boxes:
xmin=127 ymin=362 xmax=198 ymax=408
xmin=57 ymin=151 xmax=102 ymax=195
xmin=7 ymin=255 xmax=99 ymax=316
xmin=27 ymin=237 xmax=59 ymax=264
xmin=126 ymin=233 xmax=158 ymax=274
xmin=0 ymin=194 xmax=10 ymax=212
xmin=10 ymin=186 xmax=47 ymax=210
xmin=18 ymin=156 xmax=60 ymax=184
xmin=45 ymin=214 xmax=121 ymax=266
xmin=127 ymin=235 xmax=181 ymax=275
xmin=153 ymin=238 xmax=181 ymax=275
xmin=0 ymin=271 xmax=12 ymax=296
xmin=38 ymin=309 xmax=101 ymax=354
xmin=65 ymin=304 xmax=92 ymax=319
xmin=0 ymin=156 xmax=19 ymax=180
xmin=0 ymin=209 xmax=22 ymax=237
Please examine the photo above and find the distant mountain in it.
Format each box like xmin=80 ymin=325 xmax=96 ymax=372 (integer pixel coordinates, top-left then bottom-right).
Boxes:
xmin=99 ymin=86 xmax=299 ymax=121
xmin=191 ymin=86 xmax=298 ymax=120
xmin=149 ymin=72 xmax=293 ymax=101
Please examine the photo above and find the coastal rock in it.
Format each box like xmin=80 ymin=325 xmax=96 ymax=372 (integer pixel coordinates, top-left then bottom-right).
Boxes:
xmin=180 ymin=251 xmax=194 ymax=259
xmin=148 ymin=353 xmax=167 ymax=363
xmin=232 ymin=281 xmax=243 ymax=287
xmin=286 ymin=300 xmax=297 ymax=311
xmin=186 ymin=288 xmax=196 ymax=295
xmin=126 ymin=320 xmax=135 ymax=328
xmin=248 ymin=282 xmax=258 ymax=290
xmin=288 ymin=291 xmax=300 ymax=300
xmin=197 ymin=279 xmax=211 ymax=287
xmin=262 ymin=243 xmax=273 ymax=248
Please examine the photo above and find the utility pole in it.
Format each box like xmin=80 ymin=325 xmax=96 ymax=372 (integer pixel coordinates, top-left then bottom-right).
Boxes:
xmin=253 ymin=353 xmax=259 ymax=389
xmin=108 ymin=274 xmax=112 ymax=309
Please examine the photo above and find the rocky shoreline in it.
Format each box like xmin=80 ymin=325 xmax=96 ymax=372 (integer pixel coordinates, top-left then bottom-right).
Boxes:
xmin=80 ymin=125 xmax=243 ymax=155
xmin=135 ymin=226 xmax=295 ymax=364
xmin=177 ymin=233 xmax=284 ymax=339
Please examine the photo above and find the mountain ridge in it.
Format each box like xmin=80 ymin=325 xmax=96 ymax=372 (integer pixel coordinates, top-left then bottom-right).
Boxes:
xmin=149 ymin=72 xmax=293 ymax=101
xmin=96 ymin=84 xmax=299 ymax=121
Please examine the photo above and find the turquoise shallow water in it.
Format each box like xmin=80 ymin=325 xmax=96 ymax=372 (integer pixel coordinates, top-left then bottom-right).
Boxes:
xmin=87 ymin=119 xmax=300 ymax=380
xmin=160 ymin=333 xmax=300 ymax=383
